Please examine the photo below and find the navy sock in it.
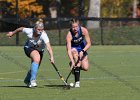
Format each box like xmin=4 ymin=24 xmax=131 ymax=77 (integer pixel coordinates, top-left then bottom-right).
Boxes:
xmin=24 ymin=70 xmax=31 ymax=82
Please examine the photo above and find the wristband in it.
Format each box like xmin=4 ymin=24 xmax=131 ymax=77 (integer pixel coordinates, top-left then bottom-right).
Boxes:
xmin=81 ymin=49 xmax=85 ymax=53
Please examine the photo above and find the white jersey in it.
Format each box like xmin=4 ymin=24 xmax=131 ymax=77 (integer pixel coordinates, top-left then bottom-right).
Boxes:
xmin=22 ymin=28 xmax=50 ymax=51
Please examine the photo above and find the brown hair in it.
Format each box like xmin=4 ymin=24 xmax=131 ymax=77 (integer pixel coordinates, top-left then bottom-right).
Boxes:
xmin=70 ymin=18 xmax=79 ymax=25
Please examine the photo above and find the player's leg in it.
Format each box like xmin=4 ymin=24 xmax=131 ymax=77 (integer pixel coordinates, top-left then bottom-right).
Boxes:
xmin=28 ymin=50 xmax=43 ymax=87
xmin=23 ymin=47 xmax=33 ymax=85
xmin=81 ymin=55 xmax=89 ymax=71
xmin=71 ymin=48 xmax=81 ymax=87
xmin=29 ymin=50 xmax=40 ymax=82
xmin=23 ymin=47 xmax=41 ymax=87
xmin=24 ymin=70 xmax=31 ymax=84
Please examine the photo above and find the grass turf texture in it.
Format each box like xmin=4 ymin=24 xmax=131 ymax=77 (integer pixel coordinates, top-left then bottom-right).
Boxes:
xmin=0 ymin=45 xmax=140 ymax=100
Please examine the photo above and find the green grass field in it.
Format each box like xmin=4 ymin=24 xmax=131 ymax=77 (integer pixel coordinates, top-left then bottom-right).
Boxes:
xmin=0 ymin=45 xmax=140 ymax=100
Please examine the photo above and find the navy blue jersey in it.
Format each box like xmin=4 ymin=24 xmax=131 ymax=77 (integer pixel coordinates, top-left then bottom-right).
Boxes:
xmin=70 ymin=26 xmax=86 ymax=53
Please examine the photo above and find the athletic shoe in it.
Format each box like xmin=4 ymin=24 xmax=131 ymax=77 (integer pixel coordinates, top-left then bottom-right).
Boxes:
xmin=28 ymin=80 xmax=37 ymax=88
xmin=75 ymin=81 xmax=80 ymax=88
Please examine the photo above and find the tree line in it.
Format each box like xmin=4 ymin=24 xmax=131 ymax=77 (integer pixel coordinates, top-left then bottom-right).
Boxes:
xmin=0 ymin=0 xmax=140 ymax=19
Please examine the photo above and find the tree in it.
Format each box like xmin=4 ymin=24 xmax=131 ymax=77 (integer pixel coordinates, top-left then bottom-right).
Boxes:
xmin=87 ymin=0 xmax=100 ymax=28
xmin=133 ymin=0 xmax=138 ymax=18
xmin=101 ymin=0 xmax=134 ymax=17
xmin=61 ymin=0 xmax=79 ymax=17
xmin=6 ymin=0 xmax=44 ymax=19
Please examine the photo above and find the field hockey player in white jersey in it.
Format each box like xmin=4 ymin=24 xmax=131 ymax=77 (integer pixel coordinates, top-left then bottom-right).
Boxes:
xmin=7 ymin=19 xmax=54 ymax=88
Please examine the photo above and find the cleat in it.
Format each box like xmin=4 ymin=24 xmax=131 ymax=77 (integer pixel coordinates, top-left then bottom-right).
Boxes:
xmin=28 ymin=80 xmax=37 ymax=88
xmin=74 ymin=81 xmax=80 ymax=88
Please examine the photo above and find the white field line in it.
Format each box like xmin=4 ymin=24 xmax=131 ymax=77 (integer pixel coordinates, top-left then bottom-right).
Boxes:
xmin=0 ymin=75 xmax=140 ymax=82
xmin=0 ymin=71 xmax=25 ymax=75
xmin=0 ymin=69 xmax=51 ymax=75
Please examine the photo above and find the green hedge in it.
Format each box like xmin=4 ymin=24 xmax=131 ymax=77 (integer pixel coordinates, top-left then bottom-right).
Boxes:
xmin=0 ymin=25 xmax=140 ymax=46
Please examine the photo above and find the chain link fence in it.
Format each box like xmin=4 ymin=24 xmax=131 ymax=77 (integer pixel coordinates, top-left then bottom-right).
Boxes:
xmin=0 ymin=17 xmax=140 ymax=46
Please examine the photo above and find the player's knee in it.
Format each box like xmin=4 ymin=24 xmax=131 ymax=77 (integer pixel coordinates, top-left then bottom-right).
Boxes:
xmin=34 ymin=60 xmax=40 ymax=64
xmin=72 ymin=51 xmax=78 ymax=56
xmin=71 ymin=48 xmax=78 ymax=55
xmin=83 ymin=67 xmax=88 ymax=71
xmin=81 ymin=65 xmax=89 ymax=71
xmin=30 ymin=51 xmax=41 ymax=64
xmin=32 ymin=57 xmax=40 ymax=64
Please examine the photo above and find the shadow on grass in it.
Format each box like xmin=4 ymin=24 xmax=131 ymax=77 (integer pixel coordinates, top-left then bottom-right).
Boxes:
xmin=0 ymin=85 xmax=45 ymax=89
xmin=0 ymin=85 xmax=71 ymax=89
xmin=44 ymin=84 xmax=71 ymax=90
xmin=44 ymin=84 xmax=64 ymax=88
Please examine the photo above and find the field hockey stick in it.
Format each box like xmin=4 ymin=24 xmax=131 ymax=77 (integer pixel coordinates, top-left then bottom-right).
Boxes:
xmin=51 ymin=62 xmax=70 ymax=88
xmin=65 ymin=54 xmax=86 ymax=83
xmin=65 ymin=67 xmax=74 ymax=83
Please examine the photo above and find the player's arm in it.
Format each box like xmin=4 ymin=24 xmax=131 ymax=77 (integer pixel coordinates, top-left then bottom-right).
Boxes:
xmin=81 ymin=27 xmax=91 ymax=52
xmin=42 ymin=32 xmax=54 ymax=63
xmin=45 ymin=42 xmax=54 ymax=64
xmin=7 ymin=27 xmax=25 ymax=37
xmin=66 ymin=32 xmax=75 ymax=68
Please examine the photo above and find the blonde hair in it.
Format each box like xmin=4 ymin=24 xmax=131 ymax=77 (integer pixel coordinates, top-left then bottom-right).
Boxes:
xmin=34 ymin=19 xmax=44 ymax=29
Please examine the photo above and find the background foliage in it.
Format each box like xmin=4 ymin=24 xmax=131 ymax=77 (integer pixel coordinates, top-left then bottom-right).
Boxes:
xmin=101 ymin=0 xmax=133 ymax=17
xmin=1 ymin=0 xmax=140 ymax=19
